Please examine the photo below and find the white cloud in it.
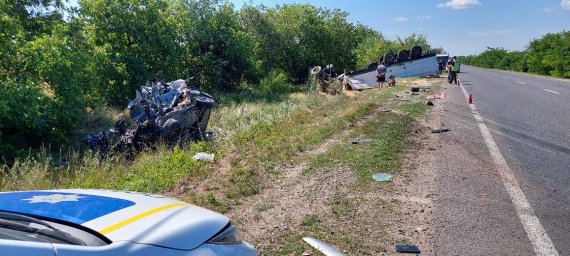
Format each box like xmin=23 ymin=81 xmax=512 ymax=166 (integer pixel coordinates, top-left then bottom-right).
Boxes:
xmin=544 ymin=6 xmax=556 ymax=12
xmin=392 ymin=17 xmax=409 ymax=22
xmin=469 ymin=29 xmax=513 ymax=37
xmin=437 ymin=0 xmax=481 ymax=10
xmin=561 ymin=0 xmax=570 ymax=9
xmin=417 ymin=16 xmax=432 ymax=20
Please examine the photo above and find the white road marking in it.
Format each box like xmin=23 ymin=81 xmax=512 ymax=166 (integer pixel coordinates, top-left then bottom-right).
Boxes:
xmin=543 ymin=89 xmax=560 ymax=95
xmin=479 ymin=117 xmax=555 ymax=154
xmin=488 ymin=128 xmax=554 ymax=154
xmin=503 ymin=77 xmax=509 ymax=80
xmin=517 ymin=81 xmax=526 ymax=85
xmin=459 ymin=80 xmax=559 ymax=256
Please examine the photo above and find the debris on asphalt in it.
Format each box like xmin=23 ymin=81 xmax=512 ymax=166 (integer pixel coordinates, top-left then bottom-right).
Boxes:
xmin=426 ymin=101 xmax=434 ymax=106
xmin=430 ymin=127 xmax=450 ymax=133
xmin=192 ymin=152 xmax=215 ymax=162
xmin=395 ymin=244 xmax=421 ymax=254
xmin=372 ymin=173 xmax=393 ymax=182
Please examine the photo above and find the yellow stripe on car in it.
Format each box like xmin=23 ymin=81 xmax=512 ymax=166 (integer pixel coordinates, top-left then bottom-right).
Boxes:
xmin=99 ymin=203 xmax=187 ymax=235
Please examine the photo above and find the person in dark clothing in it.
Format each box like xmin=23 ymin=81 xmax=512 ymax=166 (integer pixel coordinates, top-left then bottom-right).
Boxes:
xmin=450 ymin=56 xmax=460 ymax=85
xmin=438 ymin=60 xmax=444 ymax=74
xmin=447 ymin=59 xmax=454 ymax=83
xmin=376 ymin=61 xmax=387 ymax=89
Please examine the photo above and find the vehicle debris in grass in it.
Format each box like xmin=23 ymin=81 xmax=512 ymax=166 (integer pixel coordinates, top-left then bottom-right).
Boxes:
xmin=426 ymin=92 xmax=445 ymax=99
xmin=303 ymin=237 xmax=345 ymax=256
xmin=372 ymin=173 xmax=393 ymax=182
xmin=351 ymin=139 xmax=373 ymax=145
xmin=395 ymin=244 xmax=421 ymax=254
xmin=84 ymin=79 xmax=215 ymax=158
xmin=192 ymin=152 xmax=214 ymax=162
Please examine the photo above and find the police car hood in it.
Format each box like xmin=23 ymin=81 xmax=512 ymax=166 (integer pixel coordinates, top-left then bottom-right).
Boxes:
xmin=0 ymin=189 xmax=228 ymax=250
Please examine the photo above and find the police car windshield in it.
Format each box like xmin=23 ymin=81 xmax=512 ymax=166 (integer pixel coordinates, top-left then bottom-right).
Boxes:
xmin=0 ymin=211 xmax=57 ymax=230
xmin=0 ymin=212 xmax=107 ymax=246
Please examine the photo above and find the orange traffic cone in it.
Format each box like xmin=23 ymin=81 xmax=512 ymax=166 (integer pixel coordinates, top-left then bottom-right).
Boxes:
xmin=468 ymin=94 xmax=473 ymax=104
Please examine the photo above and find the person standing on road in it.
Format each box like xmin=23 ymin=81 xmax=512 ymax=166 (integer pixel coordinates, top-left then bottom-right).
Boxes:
xmin=450 ymin=56 xmax=460 ymax=85
xmin=446 ymin=58 xmax=454 ymax=83
xmin=376 ymin=61 xmax=387 ymax=89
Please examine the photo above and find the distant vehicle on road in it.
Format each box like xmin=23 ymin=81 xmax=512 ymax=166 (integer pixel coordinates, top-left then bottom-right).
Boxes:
xmin=0 ymin=189 xmax=256 ymax=256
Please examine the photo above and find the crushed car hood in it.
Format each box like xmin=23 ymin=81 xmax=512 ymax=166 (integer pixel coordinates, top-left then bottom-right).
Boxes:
xmin=0 ymin=189 xmax=228 ymax=250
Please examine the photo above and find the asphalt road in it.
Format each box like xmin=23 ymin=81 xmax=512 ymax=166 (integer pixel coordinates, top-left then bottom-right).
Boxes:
xmin=435 ymin=66 xmax=570 ymax=255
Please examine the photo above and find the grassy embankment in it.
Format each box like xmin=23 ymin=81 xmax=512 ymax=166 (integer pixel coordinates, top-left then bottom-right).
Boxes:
xmin=1 ymin=78 xmax=434 ymax=254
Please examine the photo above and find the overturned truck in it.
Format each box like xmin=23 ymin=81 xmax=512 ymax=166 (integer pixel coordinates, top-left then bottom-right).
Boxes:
xmin=369 ymin=45 xmax=440 ymax=78
xmin=84 ymin=79 xmax=215 ymax=158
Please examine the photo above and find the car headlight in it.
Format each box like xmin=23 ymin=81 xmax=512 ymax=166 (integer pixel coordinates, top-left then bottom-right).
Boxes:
xmin=206 ymin=221 xmax=243 ymax=244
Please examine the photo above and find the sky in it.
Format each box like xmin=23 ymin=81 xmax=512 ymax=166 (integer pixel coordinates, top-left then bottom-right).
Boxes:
xmin=227 ymin=0 xmax=570 ymax=56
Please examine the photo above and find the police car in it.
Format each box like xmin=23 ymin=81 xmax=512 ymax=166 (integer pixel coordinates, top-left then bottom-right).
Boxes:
xmin=0 ymin=189 xmax=256 ymax=255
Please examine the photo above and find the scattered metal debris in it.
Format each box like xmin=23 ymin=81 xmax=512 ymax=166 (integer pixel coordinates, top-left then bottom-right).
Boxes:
xmin=372 ymin=173 xmax=393 ymax=182
xmin=395 ymin=244 xmax=421 ymax=254
xmin=303 ymin=237 xmax=345 ymax=256
xmin=310 ymin=65 xmax=341 ymax=94
xmin=84 ymin=79 xmax=215 ymax=158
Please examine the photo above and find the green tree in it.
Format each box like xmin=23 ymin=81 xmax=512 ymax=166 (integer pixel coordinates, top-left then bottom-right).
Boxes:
xmin=79 ymin=0 xmax=184 ymax=103
xmin=527 ymin=31 xmax=570 ymax=78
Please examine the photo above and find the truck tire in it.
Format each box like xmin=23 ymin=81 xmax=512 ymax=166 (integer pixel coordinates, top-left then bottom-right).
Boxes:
xmin=410 ymin=46 xmax=422 ymax=59
xmin=397 ymin=50 xmax=410 ymax=62
xmin=383 ymin=52 xmax=395 ymax=65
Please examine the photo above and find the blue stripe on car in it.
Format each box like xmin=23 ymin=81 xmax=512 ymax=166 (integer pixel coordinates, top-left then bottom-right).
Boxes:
xmin=0 ymin=191 xmax=135 ymax=224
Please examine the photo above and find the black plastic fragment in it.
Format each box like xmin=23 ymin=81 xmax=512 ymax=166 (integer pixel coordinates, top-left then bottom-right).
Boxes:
xmin=430 ymin=127 xmax=450 ymax=133
xmin=395 ymin=244 xmax=421 ymax=254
